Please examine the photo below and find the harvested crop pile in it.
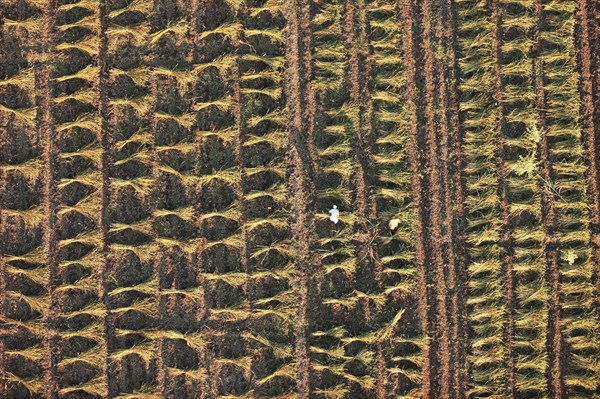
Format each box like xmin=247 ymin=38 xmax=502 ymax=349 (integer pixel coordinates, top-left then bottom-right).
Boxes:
xmin=1 ymin=0 xmax=600 ymax=398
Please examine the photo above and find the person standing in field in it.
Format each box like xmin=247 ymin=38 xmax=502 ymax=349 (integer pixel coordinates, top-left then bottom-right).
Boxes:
xmin=329 ymin=205 xmax=340 ymax=224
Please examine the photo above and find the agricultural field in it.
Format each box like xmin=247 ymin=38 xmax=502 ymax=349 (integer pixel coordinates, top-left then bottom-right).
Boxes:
xmin=1 ymin=0 xmax=600 ymax=398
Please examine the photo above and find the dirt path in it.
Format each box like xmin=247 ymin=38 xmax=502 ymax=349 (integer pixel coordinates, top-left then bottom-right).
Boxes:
xmin=575 ymin=0 xmax=600 ymax=318
xmin=4 ymin=1 xmax=600 ymax=397
xmin=149 ymin=57 xmax=166 ymax=398
xmin=438 ymin=1 xmax=469 ymax=396
xmin=420 ymin=0 xmax=453 ymax=397
xmin=283 ymin=0 xmax=318 ymax=396
xmin=401 ymin=1 xmax=432 ymax=397
xmin=534 ymin=40 xmax=567 ymax=399
xmin=40 ymin=52 xmax=59 ymax=399
xmin=97 ymin=0 xmax=115 ymax=397
xmin=189 ymin=3 xmax=214 ymax=398
xmin=535 ymin=59 xmax=566 ymax=399
xmin=38 ymin=2 xmax=59 ymax=396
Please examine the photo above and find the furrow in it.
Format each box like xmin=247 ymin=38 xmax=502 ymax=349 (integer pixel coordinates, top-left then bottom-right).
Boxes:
xmin=283 ymin=0 xmax=318 ymax=396
xmin=401 ymin=0 xmax=432 ymax=397
xmin=575 ymin=0 xmax=600 ymax=316
xmin=535 ymin=58 xmax=564 ymax=396
xmin=421 ymin=1 xmax=453 ymax=396
xmin=438 ymin=1 xmax=470 ymax=397
xmin=39 ymin=2 xmax=59 ymax=396
xmin=97 ymin=0 xmax=113 ymax=396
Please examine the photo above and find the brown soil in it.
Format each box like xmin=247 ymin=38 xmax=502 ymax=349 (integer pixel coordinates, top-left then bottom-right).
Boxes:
xmin=283 ymin=0 xmax=317 ymax=397
xmin=575 ymin=0 xmax=600 ymax=320
xmin=400 ymin=1 xmax=433 ymax=397
xmin=535 ymin=41 xmax=566 ymax=399
xmin=2 ymin=1 xmax=600 ymax=398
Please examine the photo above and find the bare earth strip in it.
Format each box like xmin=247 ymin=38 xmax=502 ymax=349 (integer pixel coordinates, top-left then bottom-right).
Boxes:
xmin=2 ymin=1 xmax=600 ymax=398
xmin=283 ymin=0 xmax=318 ymax=396
xmin=39 ymin=2 xmax=59 ymax=396
xmin=401 ymin=1 xmax=432 ymax=397
xmin=575 ymin=0 xmax=600 ymax=320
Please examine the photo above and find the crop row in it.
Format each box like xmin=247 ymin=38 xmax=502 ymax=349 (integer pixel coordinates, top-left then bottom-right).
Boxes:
xmin=497 ymin=1 xmax=548 ymax=397
xmin=2 ymin=1 xmax=600 ymax=399
xmin=458 ymin=0 xmax=600 ymax=398
xmin=103 ymin=0 xmax=162 ymax=396
xmin=309 ymin=1 xmax=366 ymax=397
xmin=1 ymin=2 xmax=52 ymax=398
xmin=538 ymin=1 xmax=600 ymax=397
xmin=237 ymin=0 xmax=296 ymax=397
xmin=367 ymin=0 xmax=423 ymax=397
xmin=457 ymin=0 xmax=508 ymax=396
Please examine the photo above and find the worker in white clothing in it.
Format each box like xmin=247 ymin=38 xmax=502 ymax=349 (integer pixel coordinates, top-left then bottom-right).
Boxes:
xmin=329 ymin=205 xmax=340 ymax=224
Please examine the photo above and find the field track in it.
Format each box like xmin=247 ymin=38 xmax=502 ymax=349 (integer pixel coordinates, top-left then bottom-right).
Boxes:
xmin=1 ymin=0 xmax=600 ymax=398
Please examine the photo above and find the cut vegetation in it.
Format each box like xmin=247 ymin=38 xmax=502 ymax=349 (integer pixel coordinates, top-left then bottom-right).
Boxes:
xmin=1 ymin=0 xmax=599 ymax=398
